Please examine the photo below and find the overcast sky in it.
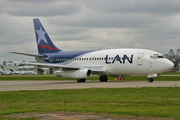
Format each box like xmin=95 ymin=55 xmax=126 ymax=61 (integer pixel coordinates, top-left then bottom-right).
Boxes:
xmin=0 ymin=0 xmax=180 ymax=63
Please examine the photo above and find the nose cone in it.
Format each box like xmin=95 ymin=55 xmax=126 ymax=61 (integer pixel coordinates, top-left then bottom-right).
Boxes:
xmin=163 ymin=59 xmax=174 ymax=71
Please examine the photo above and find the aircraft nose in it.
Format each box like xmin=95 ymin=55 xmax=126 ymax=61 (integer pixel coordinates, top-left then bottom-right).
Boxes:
xmin=164 ymin=59 xmax=174 ymax=71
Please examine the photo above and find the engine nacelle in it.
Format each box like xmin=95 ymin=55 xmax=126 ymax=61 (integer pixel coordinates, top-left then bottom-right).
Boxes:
xmin=55 ymin=69 xmax=92 ymax=79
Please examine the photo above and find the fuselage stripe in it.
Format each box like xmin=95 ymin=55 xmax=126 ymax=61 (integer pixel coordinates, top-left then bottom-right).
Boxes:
xmin=38 ymin=45 xmax=58 ymax=50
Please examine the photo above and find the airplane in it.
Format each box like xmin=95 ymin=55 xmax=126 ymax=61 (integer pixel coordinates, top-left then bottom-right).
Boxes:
xmin=9 ymin=69 xmax=36 ymax=75
xmin=0 ymin=70 xmax=12 ymax=75
xmin=11 ymin=18 xmax=174 ymax=82
xmin=9 ymin=69 xmax=20 ymax=74
xmin=22 ymin=71 xmax=36 ymax=75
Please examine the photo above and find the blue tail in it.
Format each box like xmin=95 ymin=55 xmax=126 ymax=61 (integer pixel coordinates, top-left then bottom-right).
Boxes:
xmin=33 ymin=18 xmax=61 ymax=54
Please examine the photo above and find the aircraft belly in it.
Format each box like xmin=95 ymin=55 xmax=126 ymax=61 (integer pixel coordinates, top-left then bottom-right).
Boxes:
xmin=105 ymin=64 xmax=130 ymax=75
xmin=109 ymin=64 xmax=152 ymax=75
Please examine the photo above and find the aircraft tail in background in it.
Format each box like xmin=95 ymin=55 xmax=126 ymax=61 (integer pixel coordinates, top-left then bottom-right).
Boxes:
xmin=9 ymin=69 xmax=14 ymax=72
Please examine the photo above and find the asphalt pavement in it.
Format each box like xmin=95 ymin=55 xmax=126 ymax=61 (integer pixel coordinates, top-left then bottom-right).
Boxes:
xmin=0 ymin=80 xmax=180 ymax=91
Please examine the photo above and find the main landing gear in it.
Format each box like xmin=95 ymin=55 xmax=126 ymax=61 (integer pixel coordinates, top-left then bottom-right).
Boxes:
xmin=77 ymin=76 xmax=108 ymax=83
xmin=77 ymin=79 xmax=86 ymax=82
xmin=148 ymin=78 xmax=153 ymax=82
xmin=99 ymin=75 xmax=108 ymax=82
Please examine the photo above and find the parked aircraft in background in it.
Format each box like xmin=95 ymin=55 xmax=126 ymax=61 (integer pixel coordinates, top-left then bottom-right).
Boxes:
xmin=9 ymin=69 xmax=36 ymax=75
xmin=11 ymin=18 xmax=174 ymax=82
xmin=9 ymin=69 xmax=20 ymax=74
xmin=23 ymin=71 xmax=36 ymax=75
xmin=0 ymin=70 xmax=12 ymax=75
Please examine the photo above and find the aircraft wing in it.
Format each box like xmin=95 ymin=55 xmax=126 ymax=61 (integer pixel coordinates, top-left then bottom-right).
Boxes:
xmin=13 ymin=62 xmax=107 ymax=72
xmin=14 ymin=62 xmax=79 ymax=70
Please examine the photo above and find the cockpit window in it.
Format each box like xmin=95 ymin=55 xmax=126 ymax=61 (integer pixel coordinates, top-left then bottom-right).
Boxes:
xmin=158 ymin=56 xmax=164 ymax=58
xmin=150 ymin=55 xmax=164 ymax=59
xmin=150 ymin=55 xmax=158 ymax=59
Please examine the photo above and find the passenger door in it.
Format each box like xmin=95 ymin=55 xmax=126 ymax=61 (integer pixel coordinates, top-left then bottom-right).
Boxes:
xmin=137 ymin=53 xmax=143 ymax=65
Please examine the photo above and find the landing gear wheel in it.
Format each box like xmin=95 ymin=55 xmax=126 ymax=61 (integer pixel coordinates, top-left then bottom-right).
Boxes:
xmin=77 ymin=79 xmax=86 ymax=82
xmin=148 ymin=78 xmax=153 ymax=82
xmin=99 ymin=75 xmax=108 ymax=82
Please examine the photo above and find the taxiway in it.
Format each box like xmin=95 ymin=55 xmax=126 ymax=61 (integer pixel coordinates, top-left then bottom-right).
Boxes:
xmin=0 ymin=80 xmax=180 ymax=91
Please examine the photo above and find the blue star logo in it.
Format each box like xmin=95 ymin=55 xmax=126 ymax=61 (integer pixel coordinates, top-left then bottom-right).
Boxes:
xmin=35 ymin=27 xmax=48 ymax=45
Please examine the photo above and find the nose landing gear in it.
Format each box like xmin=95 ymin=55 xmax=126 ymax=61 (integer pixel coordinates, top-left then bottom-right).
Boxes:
xmin=148 ymin=78 xmax=153 ymax=82
xmin=147 ymin=74 xmax=159 ymax=82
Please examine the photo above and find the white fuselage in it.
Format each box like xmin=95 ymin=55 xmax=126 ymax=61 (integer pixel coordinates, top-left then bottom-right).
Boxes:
xmin=52 ymin=49 xmax=173 ymax=77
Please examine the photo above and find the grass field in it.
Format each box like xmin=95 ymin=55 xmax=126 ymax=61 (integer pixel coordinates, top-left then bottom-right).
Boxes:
xmin=0 ymin=74 xmax=180 ymax=119
xmin=0 ymin=87 xmax=180 ymax=120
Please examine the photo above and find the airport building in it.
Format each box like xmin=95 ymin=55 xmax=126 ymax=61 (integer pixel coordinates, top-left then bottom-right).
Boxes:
xmin=1 ymin=60 xmax=53 ymax=74
xmin=164 ymin=49 xmax=180 ymax=72
xmin=2 ymin=61 xmax=18 ymax=71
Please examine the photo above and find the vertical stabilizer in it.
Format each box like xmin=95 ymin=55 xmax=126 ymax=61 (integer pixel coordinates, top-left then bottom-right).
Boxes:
xmin=33 ymin=18 xmax=61 ymax=54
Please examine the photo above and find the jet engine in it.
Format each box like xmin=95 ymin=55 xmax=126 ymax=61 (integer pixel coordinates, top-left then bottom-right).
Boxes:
xmin=56 ymin=69 xmax=92 ymax=79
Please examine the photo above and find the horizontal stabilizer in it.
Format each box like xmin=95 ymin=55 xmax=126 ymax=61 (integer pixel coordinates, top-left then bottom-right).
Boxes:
xmin=10 ymin=52 xmax=43 ymax=57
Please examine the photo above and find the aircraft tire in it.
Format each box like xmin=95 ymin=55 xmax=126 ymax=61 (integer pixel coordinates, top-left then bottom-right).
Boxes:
xmin=77 ymin=79 xmax=86 ymax=82
xmin=99 ymin=75 xmax=108 ymax=82
xmin=148 ymin=78 xmax=153 ymax=82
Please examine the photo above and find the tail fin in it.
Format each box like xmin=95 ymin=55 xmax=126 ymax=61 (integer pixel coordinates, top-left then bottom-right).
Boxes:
xmin=33 ymin=18 xmax=61 ymax=54
xmin=9 ymin=69 xmax=13 ymax=72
